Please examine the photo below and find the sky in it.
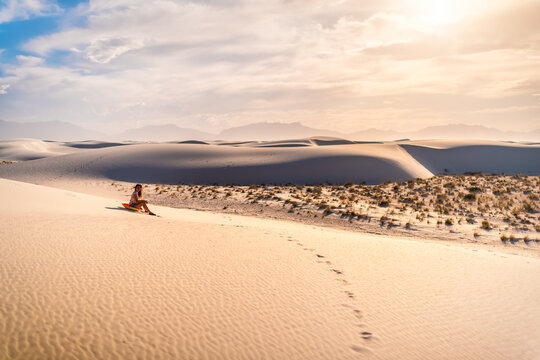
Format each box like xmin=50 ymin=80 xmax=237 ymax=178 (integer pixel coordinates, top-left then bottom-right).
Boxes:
xmin=0 ymin=0 xmax=539 ymax=134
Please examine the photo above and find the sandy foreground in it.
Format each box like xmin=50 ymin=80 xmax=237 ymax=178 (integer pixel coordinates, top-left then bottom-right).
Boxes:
xmin=1 ymin=178 xmax=540 ymax=359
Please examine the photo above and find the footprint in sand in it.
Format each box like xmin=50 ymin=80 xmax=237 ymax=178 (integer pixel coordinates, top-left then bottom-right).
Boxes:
xmin=361 ymin=331 xmax=373 ymax=340
xmin=287 ymin=236 xmax=376 ymax=353
xmin=350 ymin=345 xmax=370 ymax=353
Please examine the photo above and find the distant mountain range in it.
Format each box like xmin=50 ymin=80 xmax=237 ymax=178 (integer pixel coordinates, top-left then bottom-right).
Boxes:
xmin=0 ymin=119 xmax=105 ymax=141
xmin=115 ymin=124 xmax=213 ymax=142
xmin=1 ymin=119 xmax=538 ymax=142
xmin=218 ymin=121 xmax=342 ymax=140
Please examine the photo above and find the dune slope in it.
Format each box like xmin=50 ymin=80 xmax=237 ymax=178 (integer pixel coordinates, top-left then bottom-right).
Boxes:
xmin=0 ymin=139 xmax=79 ymax=161
xmin=0 ymin=142 xmax=432 ymax=184
xmin=400 ymin=140 xmax=540 ymax=175
xmin=0 ymin=139 xmax=538 ymax=185
xmin=1 ymin=179 xmax=540 ymax=359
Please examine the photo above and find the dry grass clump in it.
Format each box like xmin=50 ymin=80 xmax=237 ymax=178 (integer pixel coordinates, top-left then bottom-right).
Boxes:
xmin=481 ymin=220 xmax=492 ymax=230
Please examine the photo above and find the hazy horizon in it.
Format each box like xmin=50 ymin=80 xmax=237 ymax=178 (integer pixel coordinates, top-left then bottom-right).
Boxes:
xmin=1 ymin=0 xmax=539 ymax=134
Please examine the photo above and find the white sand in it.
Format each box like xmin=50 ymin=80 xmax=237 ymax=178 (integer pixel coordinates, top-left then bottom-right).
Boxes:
xmin=2 ymin=178 xmax=539 ymax=359
xmin=0 ymin=138 xmax=538 ymax=186
xmin=0 ymin=138 xmax=80 ymax=161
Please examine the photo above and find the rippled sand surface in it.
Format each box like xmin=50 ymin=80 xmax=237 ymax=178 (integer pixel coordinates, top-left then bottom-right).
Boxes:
xmin=1 ymin=179 xmax=539 ymax=359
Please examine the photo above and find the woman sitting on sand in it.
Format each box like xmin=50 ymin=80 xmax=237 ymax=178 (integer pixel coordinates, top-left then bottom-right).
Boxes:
xmin=129 ymin=184 xmax=156 ymax=216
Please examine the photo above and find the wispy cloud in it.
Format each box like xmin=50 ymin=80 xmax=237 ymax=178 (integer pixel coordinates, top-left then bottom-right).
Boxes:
xmin=0 ymin=0 xmax=61 ymax=24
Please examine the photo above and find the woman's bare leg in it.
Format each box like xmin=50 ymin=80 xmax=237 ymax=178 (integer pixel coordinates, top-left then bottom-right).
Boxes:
xmin=138 ymin=200 xmax=154 ymax=214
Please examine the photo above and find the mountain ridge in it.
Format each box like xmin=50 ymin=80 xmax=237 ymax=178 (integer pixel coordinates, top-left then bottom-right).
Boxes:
xmin=1 ymin=119 xmax=538 ymax=142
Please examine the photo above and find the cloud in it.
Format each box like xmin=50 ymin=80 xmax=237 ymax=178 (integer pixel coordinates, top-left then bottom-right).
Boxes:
xmin=16 ymin=55 xmax=45 ymax=66
xmin=2 ymin=0 xmax=539 ymax=133
xmin=0 ymin=84 xmax=9 ymax=94
xmin=85 ymin=37 xmax=145 ymax=63
xmin=0 ymin=0 xmax=61 ymax=24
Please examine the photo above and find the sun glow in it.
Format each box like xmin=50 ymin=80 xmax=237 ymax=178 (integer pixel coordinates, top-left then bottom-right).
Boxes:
xmin=408 ymin=0 xmax=464 ymax=27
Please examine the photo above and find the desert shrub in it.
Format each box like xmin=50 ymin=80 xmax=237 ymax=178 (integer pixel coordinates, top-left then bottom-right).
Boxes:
xmin=285 ymin=199 xmax=298 ymax=207
xmin=500 ymin=233 xmax=508 ymax=241
xmin=481 ymin=220 xmax=491 ymax=229
xmin=444 ymin=182 xmax=456 ymax=189
xmin=378 ymin=200 xmax=390 ymax=207
xmin=522 ymin=202 xmax=536 ymax=213
xmin=468 ymin=186 xmax=482 ymax=193
xmin=463 ymin=193 xmax=476 ymax=201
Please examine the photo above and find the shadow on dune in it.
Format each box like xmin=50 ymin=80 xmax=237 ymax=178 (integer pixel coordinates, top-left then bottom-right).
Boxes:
xmin=171 ymin=140 xmax=209 ymax=145
xmin=254 ymin=143 xmax=312 ymax=148
xmin=65 ymin=142 xmax=128 ymax=149
xmin=401 ymin=144 xmax=540 ymax=175
xmin=105 ymin=155 xmax=416 ymax=185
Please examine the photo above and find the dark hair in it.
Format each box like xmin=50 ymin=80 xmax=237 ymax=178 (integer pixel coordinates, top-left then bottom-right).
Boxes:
xmin=135 ymin=184 xmax=142 ymax=197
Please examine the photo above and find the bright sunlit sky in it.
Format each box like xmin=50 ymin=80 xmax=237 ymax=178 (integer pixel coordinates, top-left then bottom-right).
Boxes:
xmin=0 ymin=0 xmax=539 ymax=133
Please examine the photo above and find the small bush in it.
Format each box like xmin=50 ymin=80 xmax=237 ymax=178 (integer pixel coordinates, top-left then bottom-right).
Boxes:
xmin=481 ymin=220 xmax=491 ymax=229
xmin=522 ymin=202 xmax=535 ymax=213
xmin=463 ymin=193 xmax=476 ymax=201
xmin=500 ymin=233 xmax=508 ymax=241
xmin=445 ymin=218 xmax=454 ymax=226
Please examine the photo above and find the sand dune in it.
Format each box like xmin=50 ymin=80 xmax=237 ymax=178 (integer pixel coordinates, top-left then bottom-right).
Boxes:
xmin=0 ymin=138 xmax=79 ymax=161
xmin=0 ymin=139 xmax=538 ymax=186
xmin=0 ymin=142 xmax=433 ymax=185
xmin=401 ymin=140 xmax=540 ymax=175
xmin=1 ymin=178 xmax=539 ymax=359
